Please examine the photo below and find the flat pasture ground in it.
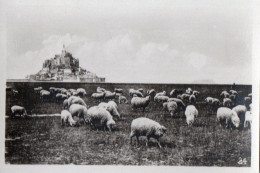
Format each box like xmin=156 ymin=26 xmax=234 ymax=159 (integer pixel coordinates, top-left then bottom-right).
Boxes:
xmin=5 ymin=82 xmax=251 ymax=166
xmin=5 ymin=103 xmax=251 ymax=166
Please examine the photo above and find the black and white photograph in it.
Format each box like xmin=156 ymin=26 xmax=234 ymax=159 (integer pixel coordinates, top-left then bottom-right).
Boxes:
xmin=1 ymin=0 xmax=259 ymax=172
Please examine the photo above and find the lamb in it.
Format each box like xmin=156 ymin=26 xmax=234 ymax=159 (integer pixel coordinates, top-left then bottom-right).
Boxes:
xmin=185 ymin=105 xmax=198 ymax=126
xmin=91 ymin=92 xmax=105 ymax=101
xmin=189 ymin=94 xmax=196 ymax=104
xmin=98 ymin=102 xmax=120 ymax=119
xmin=167 ymin=101 xmax=178 ymax=117
xmin=131 ymin=96 xmax=150 ymax=112
xmin=216 ymin=107 xmax=240 ymax=128
xmin=244 ymin=111 xmax=252 ymax=128
xmin=69 ymin=104 xmax=88 ymax=124
xmin=232 ymin=105 xmax=247 ymax=127
xmin=154 ymin=96 xmax=169 ymax=103
xmin=130 ymin=117 xmax=167 ymax=148
xmin=114 ymin=88 xmax=123 ymax=93
xmin=223 ymin=98 xmax=232 ymax=107
xmin=86 ymin=106 xmax=116 ymax=131
xmin=11 ymin=105 xmax=27 ymax=118
xmin=61 ymin=110 xmax=77 ymax=126
xmin=119 ymin=95 xmax=128 ymax=104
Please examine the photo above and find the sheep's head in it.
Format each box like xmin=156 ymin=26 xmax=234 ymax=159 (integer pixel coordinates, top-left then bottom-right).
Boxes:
xmin=155 ymin=125 xmax=167 ymax=137
xmin=231 ymin=111 xmax=240 ymax=128
xmin=107 ymin=119 xmax=116 ymax=131
xmin=108 ymin=105 xmax=120 ymax=119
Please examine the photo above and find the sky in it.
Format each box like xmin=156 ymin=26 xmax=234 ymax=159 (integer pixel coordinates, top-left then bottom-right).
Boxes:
xmin=4 ymin=0 xmax=253 ymax=84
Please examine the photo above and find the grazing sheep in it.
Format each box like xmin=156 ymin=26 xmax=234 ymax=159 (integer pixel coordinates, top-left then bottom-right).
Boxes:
xmin=185 ymin=105 xmax=198 ymax=126
xmin=63 ymin=99 xmax=69 ymax=109
xmin=129 ymin=89 xmax=144 ymax=97
xmin=168 ymin=98 xmax=186 ymax=112
xmin=170 ymin=89 xmax=182 ymax=97
xmin=119 ymin=95 xmax=128 ymax=104
xmin=216 ymin=107 xmax=240 ymax=128
xmin=97 ymin=87 xmax=106 ymax=93
xmin=68 ymin=89 xmax=77 ymax=93
xmin=91 ymin=92 xmax=105 ymax=101
xmin=154 ymin=96 xmax=169 ymax=103
xmin=178 ymin=93 xmax=190 ymax=102
xmin=40 ymin=91 xmax=51 ymax=102
xmin=147 ymin=89 xmax=156 ymax=96
xmin=130 ymin=117 xmax=167 ymax=148
xmin=11 ymin=105 xmax=27 ymax=118
xmin=67 ymin=96 xmax=79 ymax=106
xmin=138 ymin=88 xmax=144 ymax=93
xmin=69 ymin=104 xmax=88 ymax=124
xmin=61 ymin=110 xmax=77 ymax=126
xmin=104 ymin=91 xmax=116 ymax=100
xmin=186 ymin=88 xmax=193 ymax=95
xmin=77 ymin=88 xmax=86 ymax=97
xmin=154 ymin=91 xmax=166 ymax=98
xmin=232 ymin=105 xmax=247 ymax=127
xmin=12 ymin=89 xmax=19 ymax=96
xmin=205 ymin=97 xmax=214 ymax=104
xmin=244 ymin=111 xmax=252 ymax=128
xmin=70 ymin=97 xmax=87 ymax=107
xmin=108 ymin=101 xmax=118 ymax=109
xmin=34 ymin=87 xmax=43 ymax=93
xmin=86 ymin=106 xmax=116 ymax=131
xmin=220 ymin=91 xmax=230 ymax=98
xmin=167 ymin=101 xmax=178 ymax=117
xmin=192 ymin=90 xmax=200 ymax=97
xmin=189 ymin=94 xmax=196 ymax=104
xmin=72 ymin=91 xmax=79 ymax=96
xmin=229 ymin=94 xmax=236 ymax=102
xmin=223 ymin=98 xmax=232 ymax=107
xmin=61 ymin=88 xmax=68 ymax=95
xmin=230 ymin=90 xmax=238 ymax=95
xmin=131 ymin=96 xmax=150 ymax=112
xmin=98 ymin=102 xmax=120 ymax=119
xmin=114 ymin=88 xmax=123 ymax=93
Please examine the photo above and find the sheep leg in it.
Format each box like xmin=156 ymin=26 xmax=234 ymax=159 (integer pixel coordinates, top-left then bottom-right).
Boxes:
xmin=136 ymin=136 xmax=140 ymax=146
xmin=61 ymin=119 xmax=64 ymax=126
xmin=146 ymin=136 xmax=150 ymax=147
xmin=156 ymin=139 xmax=162 ymax=148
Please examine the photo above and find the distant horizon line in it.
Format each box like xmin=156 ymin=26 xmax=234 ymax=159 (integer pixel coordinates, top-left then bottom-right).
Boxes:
xmin=6 ymin=79 xmax=252 ymax=86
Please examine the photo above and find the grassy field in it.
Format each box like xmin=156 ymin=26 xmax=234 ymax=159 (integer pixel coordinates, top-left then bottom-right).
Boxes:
xmin=5 ymin=82 xmax=251 ymax=166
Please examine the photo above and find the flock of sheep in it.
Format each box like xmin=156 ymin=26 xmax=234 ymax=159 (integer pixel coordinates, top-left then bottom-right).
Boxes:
xmin=10 ymin=86 xmax=252 ymax=148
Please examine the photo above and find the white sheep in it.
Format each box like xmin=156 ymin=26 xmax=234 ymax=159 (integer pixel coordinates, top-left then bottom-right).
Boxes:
xmin=129 ymin=89 xmax=143 ymax=97
xmin=244 ymin=111 xmax=252 ymax=128
xmin=205 ymin=97 xmax=214 ymax=104
xmin=167 ymin=101 xmax=178 ymax=117
xmin=98 ymin=102 xmax=120 ymax=119
xmin=154 ymin=96 xmax=169 ymax=103
xmin=91 ymin=92 xmax=105 ymax=100
xmin=138 ymin=88 xmax=144 ymax=93
xmin=216 ymin=107 xmax=240 ymax=128
xmin=77 ymin=88 xmax=86 ymax=97
xmin=70 ymin=97 xmax=87 ymax=107
xmin=232 ymin=105 xmax=247 ymax=127
xmin=130 ymin=117 xmax=167 ymax=148
xmin=170 ymin=89 xmax=183 ymax=97
xmin=162 ymin=102 xmax=168 ymax=112
xmin=186 ymin=88 xmax=193 ymax=95
xmin=63 ymin=99 xmax=69 ymax=109
xmin=97 ymin=87 xmax=106 ymax=93
xmin=168 ymin=98 xmax=186 ymax=112
xmin=154 ymin=91 xmax=166 ymax=98
xmin=119 ymin=95 xmax=128 ymax=104
xmin=147 ymin=89 xmax=156 ymax=96
xmin=104 ymin=91 xmax=116 ymax=100
xmin=61 ymin=110 xmax=77 ymax=126
xmin=131 ymin=96 xmax=150 ymax=112
xmin=11 ymin=105 xmax=27 ymax=118
xmin=69 ymin=104 xmax=88 ymax=124
xmin=185 ymin=105 xmax=198 ymax=126
xmin=192 ymin=90 xmax=200 ymax=96
xmin=220 ymin=91 xmax=230 ymax=98
xmin=223 ymin=98 xmax=232 ymax=107
xmin=114 ymin=88 xmax=123 ymax=93
xmin=67 ymin=96 xmax=79 ymax=106
xmin=86 ymin=106 xmax=116 ymax=131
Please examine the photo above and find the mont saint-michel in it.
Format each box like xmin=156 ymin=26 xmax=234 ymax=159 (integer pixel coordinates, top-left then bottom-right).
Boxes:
xmin=27 ymin=45 xmax=105 ymax=82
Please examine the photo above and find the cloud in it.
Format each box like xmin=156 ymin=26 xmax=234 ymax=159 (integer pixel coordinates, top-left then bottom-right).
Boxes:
xmin=7 ymin=33 xmax=251 ymax=84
